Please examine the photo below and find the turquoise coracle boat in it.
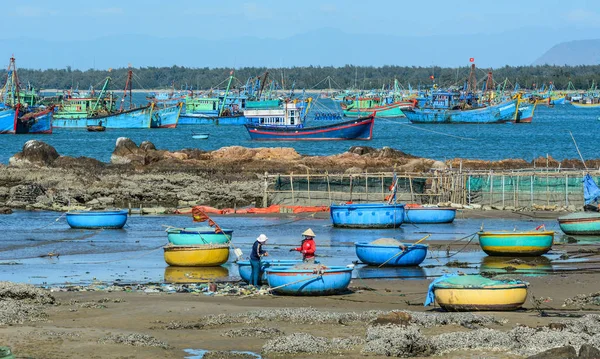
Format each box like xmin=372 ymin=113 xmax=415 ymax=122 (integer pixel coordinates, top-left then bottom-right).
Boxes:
xmin=558 ymin=212 xmax=600 ymax=235
xmin=166 ymin=227 xmax=233 ymax=245
xmin=478 ymin=230 xmax=554 ymax=256
xmin=237 ymin=259 xmax=304 ymax=284
xmin=266 ymin=265 xmax=353 ymax=296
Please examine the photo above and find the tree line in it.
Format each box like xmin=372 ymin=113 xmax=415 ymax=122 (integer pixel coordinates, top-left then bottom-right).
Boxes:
xmin=4 ymin=64 xmax=600 ymax=92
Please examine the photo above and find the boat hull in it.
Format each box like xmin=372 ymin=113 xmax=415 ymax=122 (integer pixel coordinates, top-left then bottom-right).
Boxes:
xmin=237 ymin=259 xmax=304 ymax=284
xmin=571 ymin=102 xmax=600 ymax=108
xmin=343 ymin=102 xmax=410 ymax=118
xmin=66 ymin=210 xmax=129 ymax=229
xmin=88 ymin=106 xmax=153 ymax=128
xmin=0 ymin=108 xmax=16 ymax=134
xmin=558 ymin=212 xmax=600 ymax=235
xmin=163 ymin=244 xmax=230 ymax=267
xmin=166 ymin=227 xmax=233 ymax=245
xmin=151 ymin=103 xmax=181 ymax=128
xmin=266 ymin=266 xmax=353 ymax=295
xmin=477 ymin=231 xmax=554 ymax=256
xmin=405 ymin=100 xmax=517 ymax=124
xmin=330 ymin=203 xmax=405 ymax=228
xmin=355 ymin=243 xmax=427 ymax=266
xmin=245 ymin=115 xmax=374 ymax=141
xmin=403 ymin=207 xmax=456 ymax=224
xmin=434 ymin=286 xmax=528 ymax=311
xmin=16 ymin=107 xmax=54 ymax=134
xmin=164 ymin=266 xmax=229 ymax=283
xmin=179 ymin=115 xmax=247 ymax=125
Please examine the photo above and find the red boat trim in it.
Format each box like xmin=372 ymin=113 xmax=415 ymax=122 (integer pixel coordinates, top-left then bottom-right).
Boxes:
xmin=558 ymin=217 xmax=600 ymax=224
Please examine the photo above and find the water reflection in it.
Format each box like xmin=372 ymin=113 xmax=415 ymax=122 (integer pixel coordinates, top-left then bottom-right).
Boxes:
xmin=556 ymin=233 xmax=600 ymax=245
xmin=164 ymin=266 xmax=229 ymax=283
xmin=355 ymin=265 xmax=426 ymax=280
xmin=479 ymin=256 xmax=553 ymax=276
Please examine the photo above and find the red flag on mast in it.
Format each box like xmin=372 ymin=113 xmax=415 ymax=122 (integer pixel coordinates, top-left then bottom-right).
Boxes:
xmin=469 ymin=57 xmax=475 ymax=62
xmin=192 ymin=207 xmax=223 ymax=233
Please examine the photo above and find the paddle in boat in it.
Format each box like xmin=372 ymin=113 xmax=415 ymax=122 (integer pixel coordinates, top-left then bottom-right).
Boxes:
xmin=266 ymin=264 xmax=353 ymax=296
xmin=425 ymin=274 xmax=528 ymax=311
xmin=477 ymin=229 xmax=554 ymax=256
xmin=355 ymin=237 xmax=428 ymax=267
xmin=163 ymin=243 xmax=230 ymax=267
xmin=403 ymin=204 xmax=456 ymax=224
xmin=558 ymin=173 xmax=600 ymax=235
xmin=66 ymin=209 xmax=128 ymax=229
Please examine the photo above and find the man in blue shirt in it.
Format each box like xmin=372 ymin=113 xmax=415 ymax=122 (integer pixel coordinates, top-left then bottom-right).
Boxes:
xmin=250 ymin=234 xmax=269 ymax=286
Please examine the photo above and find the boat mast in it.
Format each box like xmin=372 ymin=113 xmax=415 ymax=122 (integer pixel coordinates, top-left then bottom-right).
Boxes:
xmin=91 ymin=77 xmax=111 ymax=113
xmin=218 ymin=71 xmax=234 ymax=117
xmin=120 ymin=67 xmax=133 ymax=111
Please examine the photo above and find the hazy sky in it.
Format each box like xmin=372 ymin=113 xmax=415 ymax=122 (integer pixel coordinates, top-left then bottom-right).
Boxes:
xmin=3 ymin=0 xmax=599 ymax=40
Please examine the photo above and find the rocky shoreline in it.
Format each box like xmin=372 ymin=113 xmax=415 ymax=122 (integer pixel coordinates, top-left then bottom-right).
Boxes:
xmin=0 ymin=138 xmax=592 ymax=213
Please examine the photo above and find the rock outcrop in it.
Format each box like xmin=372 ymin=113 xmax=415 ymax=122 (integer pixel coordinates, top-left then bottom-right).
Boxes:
xmin=8 ymin=140 xmax=60 ymax=167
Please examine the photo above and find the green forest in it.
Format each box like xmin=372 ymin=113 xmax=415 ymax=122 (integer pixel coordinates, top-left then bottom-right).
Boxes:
xmin=5 ymin=64 xmax=600 ymax=92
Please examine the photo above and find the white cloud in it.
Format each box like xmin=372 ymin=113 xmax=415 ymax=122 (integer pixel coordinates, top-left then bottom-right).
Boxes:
xmin=15 ymin=6 xmax=54 ymax=17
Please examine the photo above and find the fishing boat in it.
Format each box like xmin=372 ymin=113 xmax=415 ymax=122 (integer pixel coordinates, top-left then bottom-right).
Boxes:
xmin=163 ymin=244 xmax=230 ymax=267
xmin=266 ymin=265 xmax=353 ymax=295
xmin=14 ymin=105 xmax=54 ymax=134
xmin=150 ymin=102 xmax=182 ymax=128
xmin=66 ymin=209 xmax=129 ymax=229
xmin=477 ymin=230 xmax=554 ymax=256
xmin=355 ymin=241 xmax=427 ymax=266
xmin=166 ymin=226 xmax=232 ymax=245
xmin=237 ymin=259 xmax=304 ymax=284
xmin=571 ymin=102 xmax=600 ymax=108
xmin=341 ymin=98 xmax=414 ymax=118
xmin=87 ymin=124 xmax=106 ymax=132
xmin=245 ymin=114 xmax=374 ymax=141
xmin=404 ymin=96 xmax=518 ymax=124
xmin=558 ymin=212 xmax=600 ymax=235
xmin=87 ymin=105 xmax=153 ymax=128
xmin=192 ymin=132 xmax=209 ymax=139
xmin=330 ymin=202 xmax=405 ymax=228
xmin=164 ymin=266 xmax=229 ymax=283
xmin=403 ymin=205 xmax=456 ymax=224
xmin=52 ymin=77 xmax=116 ymax=128
xmin=0 ymin=107 xmax=16 ymax=134
xmin=429 ymin=275 xmax=528 ymax=311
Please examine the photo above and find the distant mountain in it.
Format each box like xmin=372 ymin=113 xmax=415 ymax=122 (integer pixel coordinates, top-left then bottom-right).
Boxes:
xmin=533 ymin=39 xmax=600 ymax=66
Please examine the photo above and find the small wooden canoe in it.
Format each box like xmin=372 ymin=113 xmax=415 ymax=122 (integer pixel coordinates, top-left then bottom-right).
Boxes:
xmin=87 ymin=125 xmax=106 ymax=132
xmin=478 ymin=230 xmax=554 ymax=256
xmin=163 ymin=244 xmax=229 ymax=267
xmin=433 ymin=275 xmax=528 ymax=311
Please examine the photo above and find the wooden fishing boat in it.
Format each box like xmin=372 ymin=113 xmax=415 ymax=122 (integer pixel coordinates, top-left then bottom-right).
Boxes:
xmin=245 ymin=114 xmax=374 ymax=141
xmin=405 ymin=98 xmax=517 ymax=124
xmin=432 ymin=275 xmax=528 ymax=311
xmin=166 ymin=226 xmax=232 ymax=245
xmin=341 ymin=99 xmax=414 ymax=118
xmin=355 ymin=242 xmax=427 ymax=266
xmin=571 ymin=102 xmax=600 ymax=108
xmin=330 ymin=203 xmax=405 ymax=228
xmin=66 ymin=209 xmax=128 ymax=229
xmin=163 ymin=244 xmax=230 ymax=267
xmin=237 ymin=259 xmax=304 ymax=284
xmin=403 ymin=205 xmax=456 ymax=224
xmin=266 ymin=265 xmax=353 ymax=295
xmin=477 ymin=230 xmax=554 ymax=256
xmin=150 ymin=102 xmax=182 ymax=128
xmin=191 ymin=132 xmax=209 ymax=139
xmin=86 ymin=124 xmax=106 ymax=132
xmin=164 ymin=266 xmax=229 ymax=283
xmin=558 ymin=212 xmax=600 ymax=235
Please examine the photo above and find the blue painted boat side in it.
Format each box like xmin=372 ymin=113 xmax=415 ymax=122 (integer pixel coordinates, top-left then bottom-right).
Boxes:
xmin=66 ymin=209 xmax=129 ymax=229
xmin=151 ymin=104 xmax=181 ymax=128
xmin=245 ymin=116 xmax=374 ymax=141
xmin=405 ymin=99 xmax=517 ymax=124
xmin=167 ymin=227 xmax=233 ymax=245
xmin=355 ymin=243 xmax=428 ymax=266
xmin=403 ymin=208 xmax=456 ymax=224
xmin=178 ymin=115 xmax=247 ymax=125
xmin=330 ymin=203 xmax=405 ymax=228
xmin=237 ymin=259 xmax=304 ymax=284
xmin=89 ymin=106 xmax=152 ymax=128
xmin=0 ymin=108 xmax=16 ymax=134
xmin=51 ymin=118 xmax=89 ymax=128
xmin=24 ymin=109 xmax=53 ymax=134
xmin=266 ymin=266 xmax=353 ymax=295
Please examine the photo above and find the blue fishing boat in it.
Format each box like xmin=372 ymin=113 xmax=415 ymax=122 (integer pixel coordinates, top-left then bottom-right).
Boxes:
xmin=403 ymin=205 xmax=456 ymax=224
xmin=330 ymin=202 xmax=405 ymax=228
xmin=66 ymin=209 xmax=129 ymax=229
xmin=558 ymin=212 xmax=600 ymax=235
xmin=404 ymin=97 xmax=517 ymax=124
xmin=15 ymin=105 xmax=54 ymax=134
xmin=150 ymin=103 xmax=182 ymax=128
xmin=266 ymin=265 xmax=353 ymax=295
xmin=477 ymin=230 xmax=554 ymax=256
xmin=237 ymin=259 xmax=304 ymax=284
xmin=355 ymin=242 xmax=428 ymax=266
xmin=0 ymin=107 xmax=16 ymax=134
xmin=166 ymin=226 xmax=233 ymax=245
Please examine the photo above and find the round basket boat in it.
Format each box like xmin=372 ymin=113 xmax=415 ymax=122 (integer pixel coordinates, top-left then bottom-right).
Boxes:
xmin=478 ymin=231 xmax=554 ymax=256
xmin=163 ymin=244 xmax=230 ymax=267
xmin=403 ymin=206 xmax=456 ymax=224
xmin=355 ymin=242 xmax=427 ymax=266
xmin=166 ymin=226 xmax=233 ymax=245
xmin=557 ymin=212 xmax=600 ymax=235
xmin=66 ymin=209 xmax=128 ymax=229
xmin=433 ymin=275 xmax=528 ymax=311
xmin=164 ymin=266 xmax=229 ymax=283
xmin=330 ymin=203 xmax=405 ymax=228
xmin=237 ymin=259 xmax=304 ymax=284
xmin=266 ymin=265 xmax=353 ymax=296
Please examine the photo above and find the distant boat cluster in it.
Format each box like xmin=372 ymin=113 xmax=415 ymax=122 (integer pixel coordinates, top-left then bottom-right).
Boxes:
xmin=1 ymin=58 xmax=599 ymax=139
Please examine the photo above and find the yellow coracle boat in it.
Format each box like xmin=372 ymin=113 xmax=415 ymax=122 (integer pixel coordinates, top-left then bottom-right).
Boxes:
xmin=164 ymin=266 xmax=229 ymax=283
xmin=429 ymin=275 xmax=528 ymax=311
xmin=163 ymin=244 xmax=230 ymax=267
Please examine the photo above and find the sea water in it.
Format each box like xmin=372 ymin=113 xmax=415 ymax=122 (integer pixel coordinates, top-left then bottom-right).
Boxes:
xmin=0 ymin=210 xmax=574 ymax=285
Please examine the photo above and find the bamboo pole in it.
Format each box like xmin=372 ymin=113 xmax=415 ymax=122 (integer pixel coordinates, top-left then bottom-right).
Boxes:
xmin=306 ymin=169 xmax=311 ymax=206
xmin=565 ymin=174 xmax=569 ymax=207
xmin=530 ymin=175 xmax=534 ymax=208
xmin=409 ymin=175 xmax=415 ymax=203
xmin=381 ymin=174 xmax=385 ymax=201
xmin=290 ymin=173 xmax=295 ymax=205
xmin=502 ymin=175 xmax=505 ymax=208
xmin=349 ymin=175 xmax=354 ymax=202
xmin=365 ymin=171 xmax=369 ymax=201
xmin=326 ymin=171 xmax=331 ymax=204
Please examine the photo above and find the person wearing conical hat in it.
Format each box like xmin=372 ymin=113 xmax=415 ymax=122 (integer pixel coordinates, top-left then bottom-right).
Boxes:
xmin=290 ymin=228 xmax=316 ymax=261
xmin=250 ymin=234 xmax=269 ymax=286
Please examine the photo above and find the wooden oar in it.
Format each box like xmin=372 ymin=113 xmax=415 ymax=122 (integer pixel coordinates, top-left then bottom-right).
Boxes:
xmin=378 ymin=234 xmax=431 ymax=268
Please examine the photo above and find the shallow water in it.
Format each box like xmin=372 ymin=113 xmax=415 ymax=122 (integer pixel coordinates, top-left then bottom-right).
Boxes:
xmin=0 ymin=210 xmax=576 ymax=286
xmin=1 ymin=97 xmax=600 ymax=163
